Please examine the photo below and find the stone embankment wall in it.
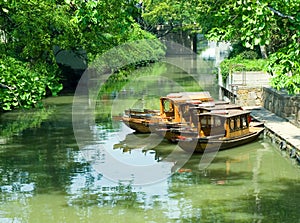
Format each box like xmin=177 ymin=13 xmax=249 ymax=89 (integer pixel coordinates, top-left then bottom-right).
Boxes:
xmin=235 ymin=87 xmax=263 ymax=107
xmin=222 ymin=71 xmax=300 ymax=127
xmin=222 ymin=71 xmax=270 ymax=107
xmin=234 ymin=86 xmax=300 ymax=127
xmin=262 ymin=87 xmax=300 ymax=127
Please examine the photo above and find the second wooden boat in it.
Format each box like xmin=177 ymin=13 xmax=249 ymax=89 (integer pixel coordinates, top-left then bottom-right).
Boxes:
xmin=177 ymin=109 xmax=264 ymax=153
xmin=153 ymin=102 xmax=243 ymax=142
xmin=121 ymin=91 xmax=213 ymax=133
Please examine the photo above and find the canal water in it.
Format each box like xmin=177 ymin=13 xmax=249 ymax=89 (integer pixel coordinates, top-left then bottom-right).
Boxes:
xmin=1 ymin=62 xmax=300 ymax=223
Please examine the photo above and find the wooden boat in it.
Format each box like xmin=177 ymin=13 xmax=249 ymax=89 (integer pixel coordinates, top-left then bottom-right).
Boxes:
xmin=177 ymin=109 xmax=264 ymax=153
xmin=121 ymin=109 xmax=160 ymax=133
xmin=121 ymin=92 xmax=213 ymax=133
xmin=153 ymin=102 xmax=243 ymax=142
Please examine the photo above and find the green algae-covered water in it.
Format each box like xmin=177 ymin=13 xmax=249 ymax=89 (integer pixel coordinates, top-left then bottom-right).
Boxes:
xmin=1 ymin=62 xmax=300 ymax=223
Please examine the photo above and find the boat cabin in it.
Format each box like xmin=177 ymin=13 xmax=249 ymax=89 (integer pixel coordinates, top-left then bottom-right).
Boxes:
xmin=159 ymin=92 xmax=213 ymax=122
xmin=196 ymin=109 xmax=251 ymax=138
xmin=177 ymin=102 xmax=242 ymax=128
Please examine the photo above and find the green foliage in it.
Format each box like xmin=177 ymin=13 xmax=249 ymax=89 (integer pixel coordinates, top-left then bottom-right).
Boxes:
xmin=142 ymin=0 xmax=199 ymax=34
xmin=93 ymin=39 xmax=166 ymax=75
xmin=0 ymin=0 xmax=143 ymax=63
xmin=228 ymin=42 xmax=262 ymax=59
xmin=142 ymin=0 xmax=300 ymax=94
xmin=268 ymin=41 xmax=300 ymax=94
xmin=1 ymin=1 xmax=71 ymax=63
xmin=204 ymin=1 xmax=275 ymax=48
xmin=220 ymin=56 xmax=268 ymax=80
xmin=237 ymin=51 xmax=261 ymax=60
xmin=97 ymin=39 xmax=166 ymax=98
xmin=0 ymin=0 xmax=160 ymax=111
xmin=202 ymin=0 xmax=300 ymax=94
xmin=70 ymin=0 xmax=144 ymax=60
xmin=0 ymin=56 xmax=62 ymax=111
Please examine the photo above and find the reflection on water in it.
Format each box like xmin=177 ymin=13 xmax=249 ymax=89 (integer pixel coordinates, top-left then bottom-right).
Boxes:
xmin=1 ymin=64 xmax=300 ymax=222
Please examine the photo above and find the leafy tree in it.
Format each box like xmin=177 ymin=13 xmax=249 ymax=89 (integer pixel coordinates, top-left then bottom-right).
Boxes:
xmin=199 ymin=0 xmax=300 ymax=94
xmin=67 ymin=0 xmax=150 ymax=60
xmin=0 ymin=56 xmax=62 ymax=111
xmin=0 ymin=0 xmax=161 ymax=110
xmin=141 ymin=0 xmax=300 ymax=94
xmin=1 ymin=0 xmax=149 ymax=63
xmin=141 ymin=0 xmax=198 ymax=37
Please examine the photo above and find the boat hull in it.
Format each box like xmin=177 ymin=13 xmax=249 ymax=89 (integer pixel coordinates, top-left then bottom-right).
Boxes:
xmin=178 ymin=127 xmax=264 ymax=153
xmin=122 ymin=117 xmax=152 ymax=133
xmin=154 ymin=124 xmax=197 ymax=143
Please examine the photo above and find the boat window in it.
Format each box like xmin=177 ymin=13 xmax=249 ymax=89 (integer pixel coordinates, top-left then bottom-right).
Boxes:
xmin=229 ymin=116 xmax=249 ymax=132
xmin=191 ymin=110 xmax=198 ymax=126
xmin=236 ymin=117 xmax=241 ymax=129
xmin=200 ymin=116 xmax=207 ymax=128
xmin=207 ymin=117 xmax=212 ymax=126
xmin=241 ymin=115 xmax=248 ymax=128
xmin=214 ymin=116 xmax=222 ymax=127
xmin=181 ymin=104 xmax=190 ymax=121
xmin=229 ymin=118 xmax=235 ymax=131
xmin=163 ymin=100 xmax=173 ymax=113
xmin=201 ymin=115 xmax=225 ymax=130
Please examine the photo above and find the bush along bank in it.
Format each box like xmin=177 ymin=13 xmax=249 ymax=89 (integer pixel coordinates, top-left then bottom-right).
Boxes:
xmin=0 ymin=56 xmax=62 ymax=112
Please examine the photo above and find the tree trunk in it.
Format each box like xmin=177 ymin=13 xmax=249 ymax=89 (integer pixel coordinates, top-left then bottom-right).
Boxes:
xmin=260 ymin=45 xmax=268 ymax=59
xmin=192 ymin=34 xmax=197 ymax=53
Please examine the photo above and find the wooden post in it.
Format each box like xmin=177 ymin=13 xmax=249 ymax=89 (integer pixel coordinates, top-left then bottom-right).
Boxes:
xmin=218 ymin=67 xmax=223 ymax=101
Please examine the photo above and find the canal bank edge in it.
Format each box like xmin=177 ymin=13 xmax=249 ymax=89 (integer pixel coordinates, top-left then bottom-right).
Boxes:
xmin=221 ymin=70 xmax=300 ymax=158
xmin=245 ymin=106 xmax=300 ymax=164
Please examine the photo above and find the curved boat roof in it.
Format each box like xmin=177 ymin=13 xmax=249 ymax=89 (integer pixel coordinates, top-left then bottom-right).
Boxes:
xmin=161 ymin=92 xmax=213 ymax=103
xmin=198 ymin=109 xmax=251 ymax=118
xmin=195 ymin=103 xmax=242 ymax=111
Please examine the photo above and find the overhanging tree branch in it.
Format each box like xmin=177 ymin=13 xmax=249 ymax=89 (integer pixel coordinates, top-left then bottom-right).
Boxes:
xmin=268 ymin=6 xmax=295 ymax=20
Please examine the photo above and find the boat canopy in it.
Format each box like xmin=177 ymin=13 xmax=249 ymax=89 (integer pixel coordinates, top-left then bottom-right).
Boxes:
xmin=159 ymin=91 xmax=213 ymax=122
xmin=194 ymin=103 xmax=243 ymax=113
xmin=196 ymin=109 xmax=251 ymax=137
xmin=163 ymin=91 xmax=213 ymax=103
